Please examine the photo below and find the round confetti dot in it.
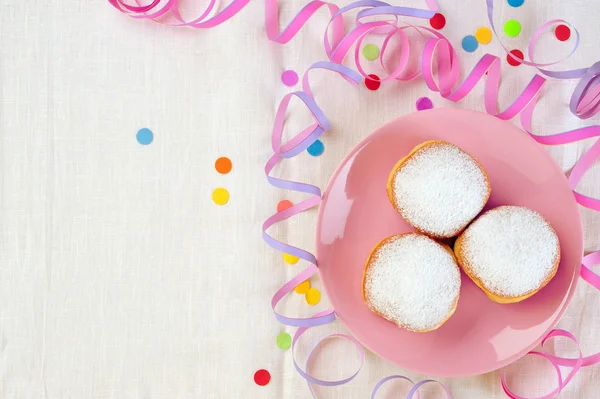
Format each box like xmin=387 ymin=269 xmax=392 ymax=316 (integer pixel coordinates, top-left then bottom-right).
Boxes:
xmin=307 ymin=139 xmax=325 ymax=157
xmin=365 ymin=74 xmax=381 ymax=91
xmin=277 ymin=200 xmax=293 ymax=212
xmin=429 ymin=13 xmax=446 ymax=30
xmin=212 ymin=188 xmax=229 ymax=205
xmin=294 ymin=280 xmax=311 ymax=294
xmin=507 ymin=0 xmax=524 ymax=7
xmin=283 ymin=253 xmax=299 ymax=264
xmin=215 ymin=157 xmax=232 ymax=174
xmin=136 ymin=128 xmax=153 ymax=145
xmin=362 ymin=44 xmax=380 ymax=61
xmin=276 ymin=332 xmax=292 ymax=350
xmin=254 ymin=369 xmax=271 ymax=386
xmin=461 ymin=35 xmax=478 ymax=53
xmin=504 ymin=20 xmax=521 ymax=37
xmin=416 ymin=97 xmax=433 ymax=111
xmin=281 ymin=70 xmax=298 ymax=87
xmin=475 ymin=27 xmax=493 ymax=44
xmin=507 ymin=49 xmax=524 ymax=66
xmin=306 ymin=288 xmax=321 ymax=306
xmin=555 ymin=25 xmax=571 ymax=41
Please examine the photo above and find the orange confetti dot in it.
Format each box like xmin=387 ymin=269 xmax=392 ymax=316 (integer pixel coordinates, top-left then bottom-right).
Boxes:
xmin=294 ymin=280 xmax=311 ymax=294
xmin=305 ymin=288 xmax=321 ymax=305
xmin=277 ymin=200 xmax=293 ymax=212
xmin=475 ymin=27 xmax=492 ymax=44
xmin=215 ymin=157 xmax=232 ymax=174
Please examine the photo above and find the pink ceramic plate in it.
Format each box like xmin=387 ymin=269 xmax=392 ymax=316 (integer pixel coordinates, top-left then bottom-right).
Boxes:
xmin=316 ymin=108 xmax=583 ymax=377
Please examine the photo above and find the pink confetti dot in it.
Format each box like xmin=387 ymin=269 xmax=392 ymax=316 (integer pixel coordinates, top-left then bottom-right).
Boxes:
xmin=416 ymin=97 xmax=433 ymax=111
xmin=281 ymin=70 xmax=298 ymax=87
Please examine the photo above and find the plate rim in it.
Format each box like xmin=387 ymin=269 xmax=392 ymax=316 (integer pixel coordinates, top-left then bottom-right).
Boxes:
xmin=314 ymin=108 xmax=583 ymax=377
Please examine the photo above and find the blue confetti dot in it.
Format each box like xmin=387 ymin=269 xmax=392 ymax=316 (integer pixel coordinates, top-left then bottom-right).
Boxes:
xmin=136 ymin=128 xmax=153 ymax=145
xmin=307 ymin=140 xmax=324 ymax=157
xmin=461 ymin=35 xmax=479 ymax=53
xmin=507 ymin=0 xmax=524 ymax=7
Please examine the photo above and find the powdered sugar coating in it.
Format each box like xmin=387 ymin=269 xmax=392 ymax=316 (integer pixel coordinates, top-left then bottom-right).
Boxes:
xmin=460 ymin=206 xmax=560 ymax=297
xmin=391 ymin=142 xmax=489 ymax=237
xmin=364 ymin=234 xmax=461 ymax=331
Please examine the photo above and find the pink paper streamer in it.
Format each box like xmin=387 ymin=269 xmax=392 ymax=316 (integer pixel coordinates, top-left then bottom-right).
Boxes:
xmin=501 ymin=330 xmax=584 ymax=399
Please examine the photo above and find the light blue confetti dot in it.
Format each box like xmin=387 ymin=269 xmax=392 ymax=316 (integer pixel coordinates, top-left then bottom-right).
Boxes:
xmin=461 ymin=35 xmax=479 ymax=53
xmin=507 ymin=0 xmax=524 ymax=7
xmin=136 ymin=128 xmax=153 ymax=145
xmin=307 ymin=140 xmax=324 ymax=157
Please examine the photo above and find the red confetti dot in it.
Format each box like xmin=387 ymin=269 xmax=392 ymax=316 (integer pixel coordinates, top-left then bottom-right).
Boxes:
xmin=429 ymin=13 xmax=446 ymax=30
xmin=555 ymin=25 xmax=571 ymax=42
xmin=254 ymin=369 xmax=271 ymax=386
xmin=277 ymin=200 xmax=293 ymax=212
xmin=507 ymin=49 xmax=524 ymax=67
xmin=365 ymin=74 xmax=381 ymax=91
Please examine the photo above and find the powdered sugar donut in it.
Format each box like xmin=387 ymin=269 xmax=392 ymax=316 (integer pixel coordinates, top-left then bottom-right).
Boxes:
xmin=362 ymin=233 xmax=461 ymax=332
xmin=454 ymin=206 xmax=560 ymax=303
xmin=387 ymin=141 xmax=491 ymax=238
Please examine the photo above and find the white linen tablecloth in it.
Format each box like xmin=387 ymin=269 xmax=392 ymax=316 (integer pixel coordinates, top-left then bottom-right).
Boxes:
xmin=1 ymin=0 xmax=600 ymax=397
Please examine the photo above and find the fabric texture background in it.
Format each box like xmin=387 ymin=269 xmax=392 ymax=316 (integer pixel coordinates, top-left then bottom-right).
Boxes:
xmin=1 ymin=0 xmax=600 ymax=398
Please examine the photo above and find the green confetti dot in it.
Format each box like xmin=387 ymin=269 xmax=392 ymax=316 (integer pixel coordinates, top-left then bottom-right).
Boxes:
xmin=362 ymin=44 xmax=380 ymax=61
xmin=504 ymin=20 xmax=521 ymax=37
xmin=276 ymin=332 xmax=292 ymax=350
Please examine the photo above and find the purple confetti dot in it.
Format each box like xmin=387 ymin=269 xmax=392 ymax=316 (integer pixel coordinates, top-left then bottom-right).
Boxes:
xmin=416 ymin=97 xmax=433 ymax=111
xmin=281 ymin=70 xmax=299 ymax=87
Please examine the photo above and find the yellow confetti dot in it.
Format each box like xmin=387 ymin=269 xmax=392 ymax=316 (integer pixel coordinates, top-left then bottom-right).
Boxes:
xmin=283 ymin=253 xmax=299 ymax=264
xmin=212 ymin=188 xmax=229 ymax=205
xmin=294 ymin=280 xmax=311 ymax=294
xmin=305 ymin=288 xmax=321 ymax=306
xmin=475 ymin=27 xmax=492 ymax=44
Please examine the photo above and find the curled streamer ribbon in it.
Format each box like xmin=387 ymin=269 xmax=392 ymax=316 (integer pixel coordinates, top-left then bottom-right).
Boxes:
xmin=483 ymin=0 xmax=600 ymax=120
xmin=110 ymin=0 xmax=600 ymax=397
xmin=108 ymin=0 xmax=251 ymax=27
xmin=292 ymin=311 xmax=364 ymax=397
xmin=501 ymin=330 xmax=584 ymax=399
xmin=498 ymin=253 xmax=600 ymax=398
xmin=370 ymin=375 xmax=452 ymax=399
